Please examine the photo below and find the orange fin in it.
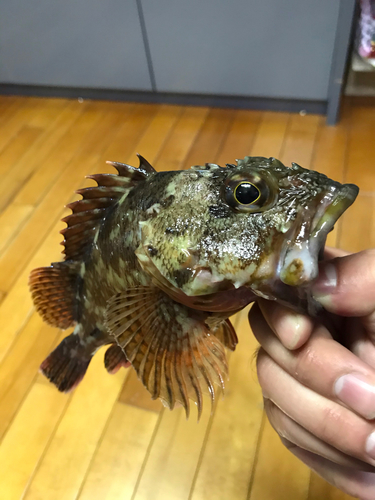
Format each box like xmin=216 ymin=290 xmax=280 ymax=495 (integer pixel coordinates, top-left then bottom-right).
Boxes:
xmin=104 ymin=344 xmax=131 ymax=374
xmin=40 ymin=333 xmax=92 ymax=392
xmin=105 ymin=287 xmax=229 ymax=419
xmin=62 ymin=157 xmax=154 ymax=261
xmin=29 ymin=262 xmax=79 ymax=329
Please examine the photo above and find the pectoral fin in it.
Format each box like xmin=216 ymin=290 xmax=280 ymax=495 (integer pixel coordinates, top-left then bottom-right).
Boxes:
xmin=207 ymin=317 xmax=238 ymax=351
xmin=105 ymin=287 xmax=228 ymax=418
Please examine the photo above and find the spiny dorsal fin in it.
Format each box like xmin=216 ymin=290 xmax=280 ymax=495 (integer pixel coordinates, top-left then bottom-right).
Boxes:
xmin=105 ymin=286 xmax=229 ymax=419
xmin=61 ymin=157 xmax=154 ymax=261
xmin=29 ymin=261 xmax=80 ymax=329
xmin=137 ymin=153 xmax=156 ymax=174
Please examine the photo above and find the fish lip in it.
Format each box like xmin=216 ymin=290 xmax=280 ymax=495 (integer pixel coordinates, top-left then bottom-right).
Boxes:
xmin=310 ymin=183 xmax=359 ymax=250
xmin=279 ymin=183 xmax=359 ymax=286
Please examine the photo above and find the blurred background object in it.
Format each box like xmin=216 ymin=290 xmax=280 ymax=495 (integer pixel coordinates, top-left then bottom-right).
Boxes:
xmin=0 ymin=0 xmax=357 ymax=124
xmin=346 ymin=0 xmax=375 ymax=96
xmin=356 ymin=0 xmax=375 ymax=65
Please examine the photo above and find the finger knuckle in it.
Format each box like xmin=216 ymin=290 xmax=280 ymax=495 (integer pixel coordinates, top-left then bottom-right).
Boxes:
xmin=293 ymin=345 xmax=319 ymax=382
xmin=318 ymin=405 xmax=345 ymax=439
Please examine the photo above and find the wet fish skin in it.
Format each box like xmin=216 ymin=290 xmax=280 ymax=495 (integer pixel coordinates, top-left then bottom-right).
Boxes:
xmin=29 ymin=155 xmax=358 ymax=416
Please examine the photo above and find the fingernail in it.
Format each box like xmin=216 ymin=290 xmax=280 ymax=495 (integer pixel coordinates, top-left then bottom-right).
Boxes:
xmin=335 ymin=374 xmax=375 ymax=419
xmin=282 ymin=314 xmax=305 ymax=349
xmin=366 ymin=431 xmax=375 ymax=460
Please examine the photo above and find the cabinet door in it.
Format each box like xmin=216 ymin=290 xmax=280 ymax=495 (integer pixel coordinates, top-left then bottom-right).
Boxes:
xmin=141 ymin=0 xmax=339 ymax=100
xmin=0 ymin=0 xmax=152 ymax=90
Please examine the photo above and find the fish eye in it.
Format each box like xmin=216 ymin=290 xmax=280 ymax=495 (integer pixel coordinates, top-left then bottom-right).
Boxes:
xmin=234 ymin=182 xmax=260 ymax=205
xmin=222 ymin=172 xmax=277 ymax=213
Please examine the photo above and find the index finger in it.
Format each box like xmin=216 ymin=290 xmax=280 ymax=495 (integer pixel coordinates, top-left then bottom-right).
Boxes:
xmin=313 ymin=250 xmax=375 ymax=337
xmin=258 ymin=299 xmax=315 ymax=350
xmin=250 ymin=303 xmax=375 ymax=421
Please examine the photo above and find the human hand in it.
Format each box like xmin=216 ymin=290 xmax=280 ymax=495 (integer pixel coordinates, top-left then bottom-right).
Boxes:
xmin=249 ymin=249 xmax=375 ymax=500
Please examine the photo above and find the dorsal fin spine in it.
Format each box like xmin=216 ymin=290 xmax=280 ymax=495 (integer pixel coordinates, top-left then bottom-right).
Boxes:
xmin=61 ymin=157 xmax=153 ymax=262
xmin=137 ymin=154 xmax=156 ymax=174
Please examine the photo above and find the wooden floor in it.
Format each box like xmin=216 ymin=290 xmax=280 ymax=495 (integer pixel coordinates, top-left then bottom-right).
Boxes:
xmin=0 ymin=95 xmax=374 ymax=500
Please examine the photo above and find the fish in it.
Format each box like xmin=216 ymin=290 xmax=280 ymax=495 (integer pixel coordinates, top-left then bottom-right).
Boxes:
xmin=29 ymin=155 xmax=359 ymax=417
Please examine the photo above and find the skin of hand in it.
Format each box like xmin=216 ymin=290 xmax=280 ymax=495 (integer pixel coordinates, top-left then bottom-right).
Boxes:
xmin=249 ymin=249 xmax=375 ymax=500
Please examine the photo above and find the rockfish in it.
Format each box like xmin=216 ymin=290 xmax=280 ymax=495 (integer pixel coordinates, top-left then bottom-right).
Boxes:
xmin=29 ymin=155 xmax=359 ymax=417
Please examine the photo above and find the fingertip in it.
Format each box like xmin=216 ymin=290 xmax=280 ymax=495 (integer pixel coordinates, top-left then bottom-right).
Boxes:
xmin=258 ymin=300 xmax=314 ymax=350
xmin=312 ymin=250 xmax=375 ymax=317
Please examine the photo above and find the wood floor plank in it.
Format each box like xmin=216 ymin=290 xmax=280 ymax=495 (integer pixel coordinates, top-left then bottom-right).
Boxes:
xmin=0 ymin=215 xmax=68 ymax=364
xmin=0 ymin=103 xmax=136 ymax=295
xmin=308 ymin=472 xmax=355 ymax=500
xmin=0 ymin=97 xmax=35 ymax=131
xmin=133 ymin=404 xmax=214 ymax=500
xmin=0 ymin=97 xmax=66 ymax=155
xmin=346 ymin=105 xmax=375 ymax=191
xmin=12 ymin=100 xmax=103 ymax=207
xmin=0 ymin=313 xmax=59 ymax=441
xmin=310 ymin=108 xmax=350 ymax=182
xmin=78 ymin=404 xmax=159 ymax=500
xmin=190 ymin=309 xmax=263 ymax=500
xmin=279 ymin=113 xmax=322 ymax=168
xmin=0 ymin=100 xmax=83 ymax=212
xmin=249 ymin=418 xmax=311 ymax=500
xmin=23 ymin=349 xmax=128 ymax=500
xmin=85 ymin=102 xmax=163 ymax=176
xmin=124 ymin=104 xmax=182 ymax=166
xmin=182 ymin=107 xmax=235 ymax=168
xmin=0 ymin=95 xmax=16 ymax=117
xmin=0 ymin=125 xmax=43 ymax=178
xmin=26 ymin=98 xmax=69 ymax=129
xmin=0 ymin=96 xmax=21 ymax=119
xmin=250 ymin=111 xmax=290 ymax=159
xmin=338 ymin=193 xmax=375 ymax=252
xmin=0 ymin=203 xmax=34 ymax=254
xmin=0 ymin=382 xmax=67 ymax=500
xmin=119 ymin=370 xmax=163 ymax=412
xmin=153 ymin=106 xmax=209 ymax=171
xmin=215 ymin=109 xmax=262 ymax=166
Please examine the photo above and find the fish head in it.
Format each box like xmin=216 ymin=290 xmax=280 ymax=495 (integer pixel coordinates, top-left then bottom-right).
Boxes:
xmin=135 ymin=156 xmax=359 ymax=314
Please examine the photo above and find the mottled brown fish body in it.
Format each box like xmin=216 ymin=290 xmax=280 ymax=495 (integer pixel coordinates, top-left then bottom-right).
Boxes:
xmin=29 ymin=155 xmax=358 ymax=417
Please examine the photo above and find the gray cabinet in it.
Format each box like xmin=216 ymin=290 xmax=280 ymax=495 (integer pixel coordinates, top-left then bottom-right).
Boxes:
xmin=0 ymin=0 xmax=356 ymax=123
xmin=0 ymin=0 xmax=152 ymax=90
xmin=142 ymin=0 xmax=339 ymax=100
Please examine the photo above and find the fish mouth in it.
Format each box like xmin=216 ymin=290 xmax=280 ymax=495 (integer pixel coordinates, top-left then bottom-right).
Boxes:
xmin=279 ymin=183 xmax=359 ymax=287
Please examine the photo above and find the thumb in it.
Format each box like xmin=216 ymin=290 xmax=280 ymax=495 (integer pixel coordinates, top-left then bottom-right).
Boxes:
xmin=313 ymin=249 xmax=375 ymax=318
